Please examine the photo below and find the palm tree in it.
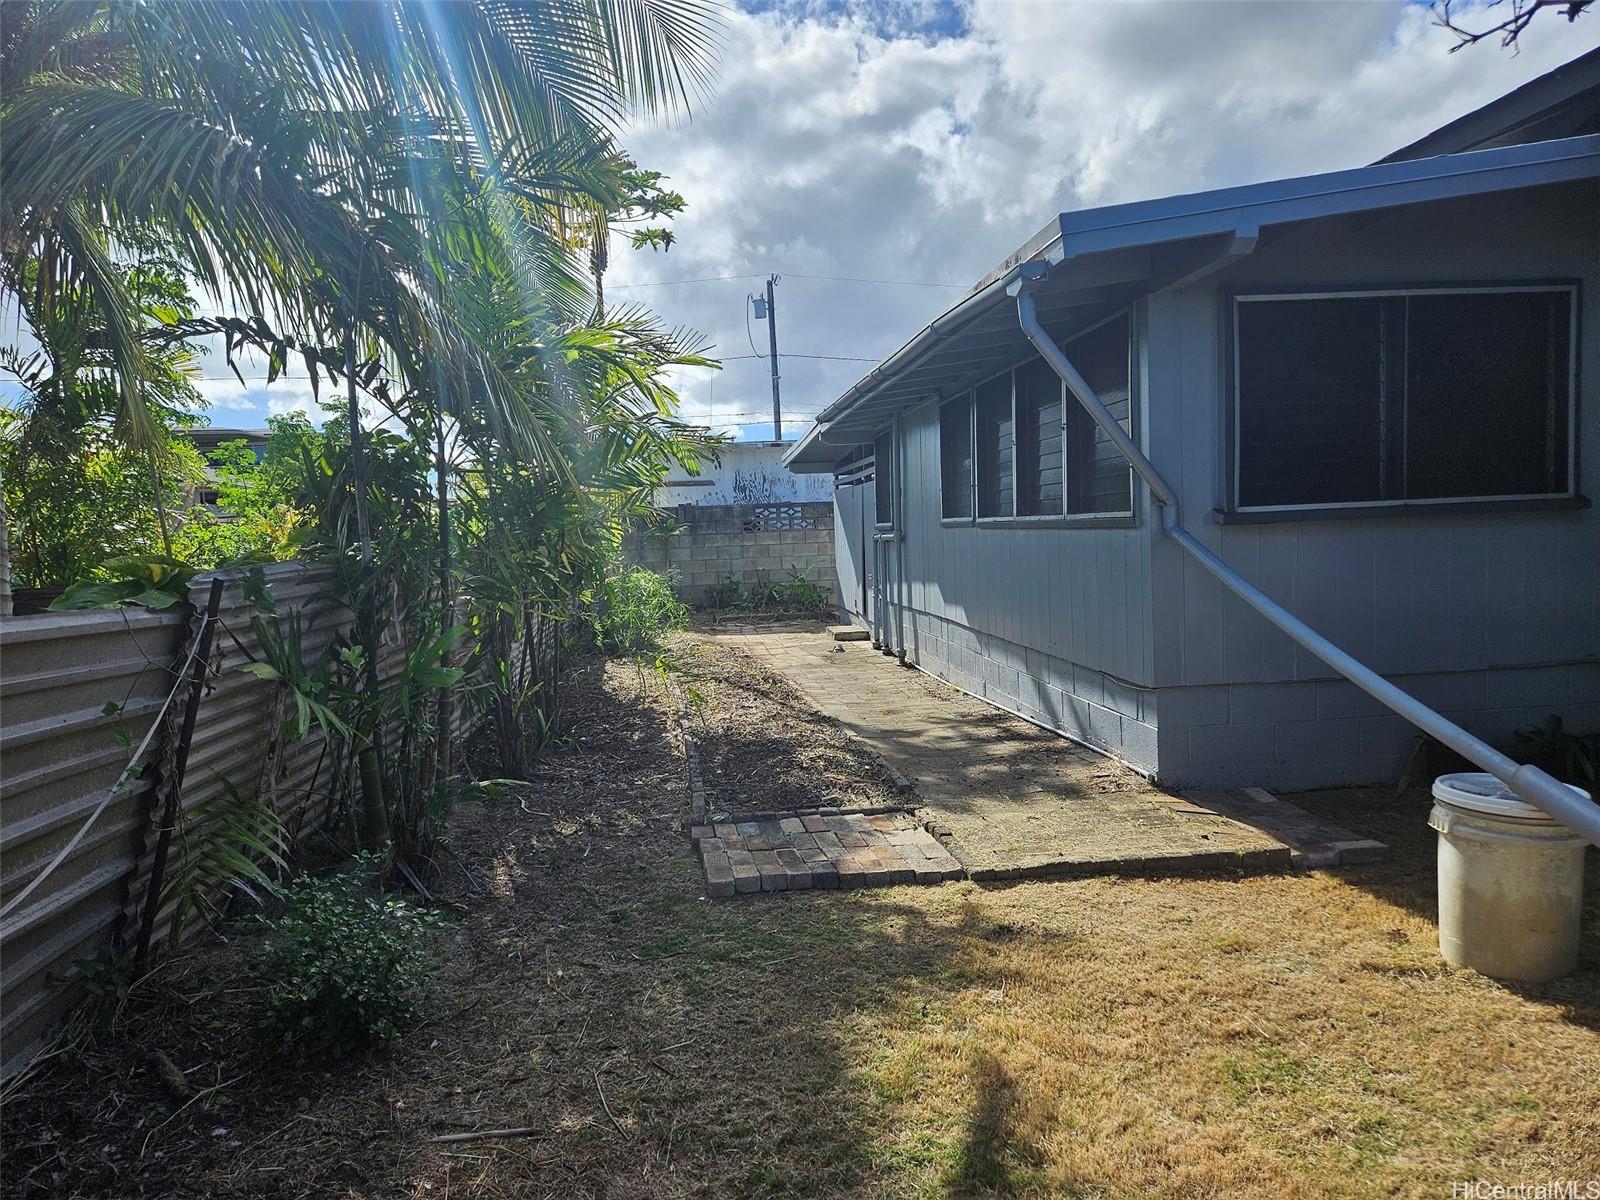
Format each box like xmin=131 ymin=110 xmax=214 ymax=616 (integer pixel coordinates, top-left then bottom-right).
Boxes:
xmin=2 ymin=0 xmax=724 ymax=850
xmin=1 ymin=0 xmax=720 ymax=459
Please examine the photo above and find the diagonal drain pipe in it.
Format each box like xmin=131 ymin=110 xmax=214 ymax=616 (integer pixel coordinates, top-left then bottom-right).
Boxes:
xmin=1010 ymin=266 xmax=1600 ymax=847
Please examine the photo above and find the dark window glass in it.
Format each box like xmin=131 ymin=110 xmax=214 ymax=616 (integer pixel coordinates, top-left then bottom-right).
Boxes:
xmin=1015 ymin=358 xmax=1063 ymax=516
xmin=1405 ymin=292 xmax=1570 ymax=499
xmin=873 ymin=432 xmax=893 ymax=526
xmin=1236 ymin=290 xmax=1572 ymax=508
xmin=939 ymin=397 xmax=974 ymax=518
xmin=1062 ymin=314 xmax=1133 ymax=514
xmin=975 ymin=373 xmax=1014 ymax=517
xmin=1237 ymin=297 xmax=1386 ymax=507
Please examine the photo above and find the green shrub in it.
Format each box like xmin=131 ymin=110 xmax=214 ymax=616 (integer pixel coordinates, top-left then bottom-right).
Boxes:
xmin=706 ymin=576 xmax=743 ymax=610
xmin=592 ymin=566 xmax=689 ymax=653
xmin=248 ymin=854 xmax=443 ymax=1057
xmin=775 ymin=566 xmax=831 ymax=613
xmin=711 ymin=567 xmax=832 ymax=614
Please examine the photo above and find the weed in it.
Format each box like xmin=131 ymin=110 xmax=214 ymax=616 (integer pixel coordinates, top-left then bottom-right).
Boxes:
xmin=592 ymin=566 xmax=689 ymax=654
xmin=708 ymin=566 xmax=833 ymax=614
xmin=248 ymin=853 xmax=444 ymax=1058
xmin=1222 ymin=1046 xmax=1308 ymax=1100
xmin=1512 ymin=715 xmax=1597 ymax=787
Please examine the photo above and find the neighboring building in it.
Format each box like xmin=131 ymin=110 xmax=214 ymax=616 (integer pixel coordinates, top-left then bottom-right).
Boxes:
xmin=785 ymin=50 xmax=1600 ymax=791
xmin=656 ymin=439 xmax=834 ymax=507
xmin=179 ymin=426 xmax=272 ymax=458
xmin=177 ymin=426 xmax=270 ymax=507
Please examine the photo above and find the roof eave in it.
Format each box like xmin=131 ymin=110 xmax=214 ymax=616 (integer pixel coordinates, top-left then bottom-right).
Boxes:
xmin=786 ymin=133 xmax=1600 ymax=474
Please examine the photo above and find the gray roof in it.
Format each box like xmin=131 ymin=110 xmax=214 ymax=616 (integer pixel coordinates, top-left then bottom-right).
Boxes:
xmin=785 ymin=132 xmax=1600 ymax=472
xmin=1380 ymin=46 xmax=1600 ymax=164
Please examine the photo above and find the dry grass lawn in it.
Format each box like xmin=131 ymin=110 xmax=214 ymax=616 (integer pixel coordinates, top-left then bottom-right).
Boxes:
xmin=4 ymin=631 xmax=1597 ymax=1199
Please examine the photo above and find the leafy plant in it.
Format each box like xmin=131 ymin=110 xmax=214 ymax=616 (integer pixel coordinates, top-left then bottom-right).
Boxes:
xmin=47 ymin=555 xmax=198 ymax=610
xmin=776 ymin=565 xmax=831 ymax=613
xmin=706 ymin=576 xmax=743 ymax=610
xmin=241 ymin=612 xmax=350 ymax=742
xmin=248 ymin=854 xmax=444 ymax=1058
xmin=1512 ymin=715 xmax=1598 ymax=788
xmin=591 ymin=566 xmax=689 ymax=654
xmin=161 ymin=777 xmax=288 ymax=944
xmin=709 ymin=566 xmax=832 ymax=615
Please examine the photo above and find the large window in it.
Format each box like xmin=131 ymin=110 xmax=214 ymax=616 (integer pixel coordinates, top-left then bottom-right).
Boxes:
xmin=936 ymin=311 xmax=1134 ymax=523
xmin=1234 ymin=287 xmax=1575 ymax=510
xmin=975 ymin=374 xmax=1014 ymax=517
xmin=1015 ymin=358 xmax=1063 ymax=516
xmin=940 ymin=397 xmax=974 ymax=518
xmin=1062 ymin=314 xmax=1134 ymax=516
xmin=873 ymin=431 xmax=894 ymax=527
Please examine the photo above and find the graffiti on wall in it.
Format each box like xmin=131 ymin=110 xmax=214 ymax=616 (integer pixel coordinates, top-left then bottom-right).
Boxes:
xmin=657 ymin=445 xmax=833 ymax=506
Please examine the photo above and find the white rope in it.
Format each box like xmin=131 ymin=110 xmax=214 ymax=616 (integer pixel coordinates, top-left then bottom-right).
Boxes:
xmin=0 ymin=614 xmax=213 ymax=924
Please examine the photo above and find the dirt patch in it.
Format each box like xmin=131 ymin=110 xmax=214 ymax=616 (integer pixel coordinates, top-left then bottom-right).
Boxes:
xmin=3 ymin=639 xmax=1598 ymax=1200
xmin=672 ymin=624 xmax=903 ymax=817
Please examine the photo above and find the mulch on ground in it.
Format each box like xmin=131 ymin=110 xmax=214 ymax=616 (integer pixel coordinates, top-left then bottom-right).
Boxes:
xmin=3 ymin=635 xmax=1598 ymax=1200
xmin=672 ymin=624 xmax=905 ymax=818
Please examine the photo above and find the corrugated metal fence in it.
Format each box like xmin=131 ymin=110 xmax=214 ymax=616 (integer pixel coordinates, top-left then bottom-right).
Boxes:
xmin=0 ymin=561 xmax=451 ymax=1076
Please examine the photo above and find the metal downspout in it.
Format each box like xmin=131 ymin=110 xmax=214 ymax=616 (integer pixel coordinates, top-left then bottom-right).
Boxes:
xmin=870 ymin=458 xmax=884 ymax=649
xmin=870 ymin=533 xmax=882 ymax=649
xmin=1011 ymin=274 xmax=1600 ymax=847
xmin=894 ymin=413 xmax=909 ymax=663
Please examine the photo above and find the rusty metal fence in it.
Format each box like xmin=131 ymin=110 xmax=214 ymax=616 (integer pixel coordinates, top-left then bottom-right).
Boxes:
xmin=0 ymin=561 xmax=439 ymax=1076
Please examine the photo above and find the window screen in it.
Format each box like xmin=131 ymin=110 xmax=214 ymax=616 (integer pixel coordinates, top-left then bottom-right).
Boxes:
xmin=1062 ymin=314 xmax=1134 ymax=515
xmin=972 ymin=376 xmax=1011 ymax=518
xmin=873 ymin=432 xmax=893 ymax=527
xmin=1236 ymin=289 xmax=1572 ymax=509
xmin=975 ymin=373 xmax=1014 ymax=518
xmin=1015 ymin=358 xmax=1063 ymax=516
xmin=939 ymin=397 xmax=974 ymax=518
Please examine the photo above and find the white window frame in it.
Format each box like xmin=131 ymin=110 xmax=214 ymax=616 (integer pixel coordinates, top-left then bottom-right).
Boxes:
xmin=1229 ymin=283 xmax=1580 ymax=515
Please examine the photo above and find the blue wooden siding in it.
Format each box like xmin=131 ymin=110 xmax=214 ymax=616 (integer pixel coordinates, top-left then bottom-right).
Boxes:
xmin=1146 ymin=183 xmax=1599 ymax=691
xmin=897 ymin=399 xmax=1154 ymax=686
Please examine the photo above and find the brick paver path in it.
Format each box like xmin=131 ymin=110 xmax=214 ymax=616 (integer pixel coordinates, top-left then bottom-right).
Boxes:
xmin=716 ymin=627 xmax=1383 ymax=881
xmin=693 ymin=810 xmax=964 ymax=896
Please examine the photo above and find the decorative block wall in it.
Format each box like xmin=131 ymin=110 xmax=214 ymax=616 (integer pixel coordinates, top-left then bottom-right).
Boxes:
xmin=622 ymin=502 xmax=837 ymax=606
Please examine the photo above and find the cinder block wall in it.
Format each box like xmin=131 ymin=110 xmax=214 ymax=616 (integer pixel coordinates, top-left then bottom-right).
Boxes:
xmin=909 ymin=610 xmax=1160 ymax=777
xmin=622 ymin=502 xmax=836 ymax=605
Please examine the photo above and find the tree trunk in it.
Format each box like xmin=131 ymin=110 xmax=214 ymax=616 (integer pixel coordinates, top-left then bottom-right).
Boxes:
xmin=433 ymin=408 xmax=453 ymax=784
xmin=346 ymin=325 xmax=390 ymax=852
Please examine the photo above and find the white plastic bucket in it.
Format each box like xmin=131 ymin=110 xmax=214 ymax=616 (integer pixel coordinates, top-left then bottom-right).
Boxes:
xmin=1429 ymin=773 xmax=1589 ymax=984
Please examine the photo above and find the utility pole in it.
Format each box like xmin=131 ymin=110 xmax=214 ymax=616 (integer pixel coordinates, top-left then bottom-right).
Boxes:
xmin=764 ymin=275 xmax=781 ymax=442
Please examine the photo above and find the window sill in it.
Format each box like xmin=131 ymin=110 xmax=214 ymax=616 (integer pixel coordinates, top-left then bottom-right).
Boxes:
xmin=939 ymin=513 xmax=1138 ymax=530
xmin=1213 ymin=495 xmax=1590 ymax=525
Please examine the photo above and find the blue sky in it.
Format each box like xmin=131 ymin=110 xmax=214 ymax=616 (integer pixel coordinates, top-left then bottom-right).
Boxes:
xmin=5 ymin=1 xmax=1596 ymax=442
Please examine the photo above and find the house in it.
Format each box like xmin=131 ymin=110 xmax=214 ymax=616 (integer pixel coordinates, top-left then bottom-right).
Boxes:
xmin=177 ymin=426 xmax=271 ymax=507
xmin=785 ymin=50 xmax=1600 ymax=792
xmin=655 ymin=439 xmax=834 ymax=507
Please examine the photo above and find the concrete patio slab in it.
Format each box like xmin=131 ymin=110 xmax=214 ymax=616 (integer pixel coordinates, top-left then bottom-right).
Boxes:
xmin=718 ymin=626 xmax=1382 ymax=881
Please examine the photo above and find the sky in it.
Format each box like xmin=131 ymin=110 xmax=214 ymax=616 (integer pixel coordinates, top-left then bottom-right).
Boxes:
xmin=5 ymin=0 xmax=1597 ymax=440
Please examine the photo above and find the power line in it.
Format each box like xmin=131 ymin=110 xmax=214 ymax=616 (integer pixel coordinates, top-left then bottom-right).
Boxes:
xmin=191 ymin=349 xmax=880 ymax=382
xmin=743 ymin=300 xmax=766 ymax=360
xmin=783 ymin=271 xmax=966 ymax=289
xmin=609 ymin=272 xmax=764 ymax=290
xmin=608 ymin=270 xmax=967 ymax=291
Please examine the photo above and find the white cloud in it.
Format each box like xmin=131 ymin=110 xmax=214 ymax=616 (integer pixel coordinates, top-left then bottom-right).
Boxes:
xmin=606 ymin=0 xmax=1598 ymax=437
xmin=190 ymin=376 xmax=319 ymax=423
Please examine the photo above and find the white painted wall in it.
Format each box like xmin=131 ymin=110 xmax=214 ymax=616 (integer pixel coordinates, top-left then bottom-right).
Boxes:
xmin=656 ymin=441 xmax=835 ymax=506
